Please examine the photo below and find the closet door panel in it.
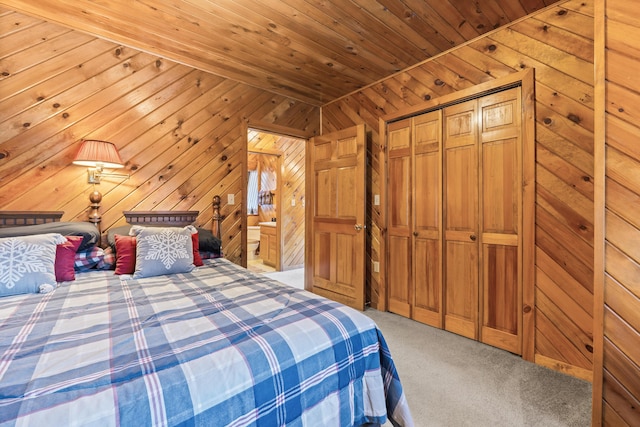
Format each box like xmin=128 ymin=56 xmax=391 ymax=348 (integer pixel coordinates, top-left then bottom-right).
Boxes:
xmin=444 ymin=100 xmax=479 ymax=340
xmin=388 ymin=235 xmax=411 ymax=317
xmin=479 ymin=88 xmax=522 ymax=354
xmin=413 ymin=238 xmax=441 ymax=326
xmin=482 ymin=244 xmax=519 ymax=352
xmin=444 ymin=240 xmax=479 ymax=339
xmin=412 ymin=110 xmax=442 ymax=326
xmin=482 ymin=139 xmax=518 ymax=234
xmin=388 ymin=119 xmax=412 ymax=316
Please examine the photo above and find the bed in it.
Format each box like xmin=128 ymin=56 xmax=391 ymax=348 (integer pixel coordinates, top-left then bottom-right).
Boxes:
xmin=0 ymin=199 xmax=413 ymax=427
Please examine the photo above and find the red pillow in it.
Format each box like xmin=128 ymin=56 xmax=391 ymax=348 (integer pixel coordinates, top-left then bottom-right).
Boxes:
xmin=114 ymin=234 xmax=136 ymax=275
xmin=55 ymin=235 xmax=84 ymax=282
xmin=192 ymin=232 xmax=203 ymax=267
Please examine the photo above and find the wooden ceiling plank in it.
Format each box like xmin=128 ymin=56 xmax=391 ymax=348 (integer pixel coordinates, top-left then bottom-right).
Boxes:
xmin=0 ymin=0 xmax=559 ymax=104
xmin=443 ymin=0 xmax=496 ymax=34
xmin=417 ymin=0 xmax=483 ymax=40
xmin=0 ymin=0 xmax=326 ymax=104
xmin=378 ymin=0 xmax=459 ymax=53
xmin=210 ymin=0 xmax=393 ymax=74
xmin=0 ymin=12 xmax=57 ymax=45
xmin=291 ymin=0 xmax=427 ymax=67
xmin=342 ymin=0 xmax=441 ymax=61
xmin=138 ymin=0 xmax=357 ymax=97
xmin=395 ymin=0 xmax=469 ymax=47
xmin=491 ymin=0 xmax=528 ymax=21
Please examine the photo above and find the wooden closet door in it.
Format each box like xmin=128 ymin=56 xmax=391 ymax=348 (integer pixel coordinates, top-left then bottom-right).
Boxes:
xmin=412 ymin=110 xmax=443 ymax=327
xmin=443 ymin=99 xmax=479 ymax=340
xmin=479 ymin=88 xmax=522 ymax=354
xmin=387 ymin=119 xmax=412 ymax=317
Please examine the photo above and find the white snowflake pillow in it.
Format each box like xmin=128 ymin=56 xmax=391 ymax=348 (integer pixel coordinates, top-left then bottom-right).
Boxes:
xmin=131 ymin=226 xmax=195 ymax=279
xmin=0 ymin=233 xmax=67 ymax=297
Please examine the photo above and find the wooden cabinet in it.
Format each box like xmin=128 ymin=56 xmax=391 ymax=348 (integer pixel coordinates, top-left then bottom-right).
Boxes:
xmin=260 ymin=225 xmax=277 ymax=267
xmin=386 ymin=87 xmax=524 ymax=355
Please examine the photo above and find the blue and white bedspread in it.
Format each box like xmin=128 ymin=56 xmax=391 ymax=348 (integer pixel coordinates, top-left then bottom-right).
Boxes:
xmin=0 ymin=258 xmax=413 ymax=427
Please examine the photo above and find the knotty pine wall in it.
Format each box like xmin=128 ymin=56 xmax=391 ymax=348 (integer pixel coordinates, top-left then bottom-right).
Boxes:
xmin=322 ymin=0 xmax=595 ymax=379
xmin=593 ymin=0 xmax=640 ymax=424
xmin=0 ymin=8 xmax=319 ymax=266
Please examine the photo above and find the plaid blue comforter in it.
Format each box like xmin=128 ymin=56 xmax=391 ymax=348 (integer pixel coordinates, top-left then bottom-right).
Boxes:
xmin=0 ymin=259 xmax=413 ymax=426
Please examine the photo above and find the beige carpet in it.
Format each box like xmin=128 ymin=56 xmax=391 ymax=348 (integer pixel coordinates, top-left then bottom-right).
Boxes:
xmin=260 ymin=269 xmax=592 ymax=427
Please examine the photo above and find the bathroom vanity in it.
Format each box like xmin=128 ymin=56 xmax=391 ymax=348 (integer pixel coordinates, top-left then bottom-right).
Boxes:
xmin=259 ymin=222 xmax=277 ymax=268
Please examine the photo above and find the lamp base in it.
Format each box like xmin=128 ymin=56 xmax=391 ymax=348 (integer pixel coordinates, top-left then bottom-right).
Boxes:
xmin=88 ymin=189 xmax=102 ymax=226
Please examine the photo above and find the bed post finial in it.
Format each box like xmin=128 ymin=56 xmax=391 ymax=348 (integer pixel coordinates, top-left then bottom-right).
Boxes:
xmin=88 ymin=189 xmax=102 ymax=228
xmin=212 ymin=195 xmax=221 ymax=242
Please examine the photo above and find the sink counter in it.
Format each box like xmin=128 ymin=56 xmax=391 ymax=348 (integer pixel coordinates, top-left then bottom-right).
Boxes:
xmin=259 ymin=221 xmax=276 ymax=227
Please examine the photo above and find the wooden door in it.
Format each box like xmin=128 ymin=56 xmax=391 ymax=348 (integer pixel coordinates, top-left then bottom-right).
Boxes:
xmin=412 ymin=110 xmax=443 ymax=327
xmin=387 ymin=119 xmax=412 ymax=317
xmin=305 ymin=125 xmax=367 ymax=310
xmin=479 ymin=88 xmax=522 ymax=354
xmin=443 ymin=99 xmax=479 ymax=340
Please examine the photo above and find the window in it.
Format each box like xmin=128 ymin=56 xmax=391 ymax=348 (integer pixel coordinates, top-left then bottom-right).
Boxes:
xmin=247 ymin=170 xmax=259 ymax=215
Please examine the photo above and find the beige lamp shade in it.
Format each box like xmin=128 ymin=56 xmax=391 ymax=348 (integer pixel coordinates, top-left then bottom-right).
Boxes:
xmin=73 ymin=140 xmax=124 ymax=169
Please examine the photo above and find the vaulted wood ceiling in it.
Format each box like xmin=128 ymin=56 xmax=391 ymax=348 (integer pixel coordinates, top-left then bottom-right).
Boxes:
xmin=2 ymin=0 xmax=559 ymax=105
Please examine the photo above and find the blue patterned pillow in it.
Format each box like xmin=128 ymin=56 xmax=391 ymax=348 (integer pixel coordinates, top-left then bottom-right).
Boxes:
xmin=130 ymin=226 xmax=195 ymax=278
xmin=0 ymin=233 xmax=67 ymax=297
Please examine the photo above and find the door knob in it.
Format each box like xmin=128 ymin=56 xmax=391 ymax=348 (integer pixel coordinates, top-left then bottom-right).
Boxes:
xmin=354 ymin=224 xmax=365 ymax=231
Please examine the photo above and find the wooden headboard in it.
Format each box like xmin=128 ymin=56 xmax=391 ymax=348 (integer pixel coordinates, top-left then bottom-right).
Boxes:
xmin=122 ymin=195 xmax=222 ymax=240
xmin=0 ymin=211 xmax=64 ymax=228
xmin=0 ymin=195 xmax=222 ymax=241
xmin=122 ymin=211 xmax=198 ymax=227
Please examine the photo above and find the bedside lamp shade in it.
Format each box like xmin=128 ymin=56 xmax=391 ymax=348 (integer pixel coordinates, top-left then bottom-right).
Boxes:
xmin=72 ymin=139 xmax=129 ymax=229
xmin=73 ymin=140 xmax=124 ymax=169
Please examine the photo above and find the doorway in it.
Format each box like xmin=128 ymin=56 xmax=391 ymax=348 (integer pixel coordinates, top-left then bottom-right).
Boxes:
xmin=246 ymin=149 xmax=281 ymax=273
xmin=244 ymin=126 xmax=308 ymax=276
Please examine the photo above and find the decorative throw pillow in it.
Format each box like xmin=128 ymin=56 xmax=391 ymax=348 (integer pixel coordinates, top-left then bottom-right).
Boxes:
xmin=74 ymin=247 xmax=105 ymax=271
xmin=0 ymin=233 xmax=67 ymax=297
xmin=196 ymin=227 xmax=221 ymax=254
xmin=114 ymin=234 xmax=136 ymax=275
xmin=131 ymin=226 xmax=195 ymax=278
xmin=192 ymin=232 xmax=203 ymax=267
xmin=55 ymin=235 xmax=83 ymax=282
xmin=106 ymin=224 xmax=132 ymax=252
xmin=97 ymin=246 xmax=116 ymax=270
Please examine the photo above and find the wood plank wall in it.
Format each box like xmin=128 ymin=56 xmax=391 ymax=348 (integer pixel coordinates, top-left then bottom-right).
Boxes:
xmin=248 ymin=130 xmax=306 ymax=270
xmin=593 ymin=0 xmax=640 ymax=424
xmin=0 ymin=8 xmax=319 ymax=266
xmin=322 ymin=0 xmax=595 ymax=379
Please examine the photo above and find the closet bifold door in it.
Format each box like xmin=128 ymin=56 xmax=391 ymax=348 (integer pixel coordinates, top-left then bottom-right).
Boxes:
xmin=387 ymin=118 xmax=412 ymax=317
xmin=479 ymin=87 xmax=522 ymax=355
xmin=412 ymin=110 xmax=443 ymax=327
xmin=443 ymin=99 xmax=480 ymax=341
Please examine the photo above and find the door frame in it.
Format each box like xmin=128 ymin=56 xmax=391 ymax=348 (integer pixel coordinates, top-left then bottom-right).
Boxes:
xmin=379 ymin=69 xmax=536 ymax=361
